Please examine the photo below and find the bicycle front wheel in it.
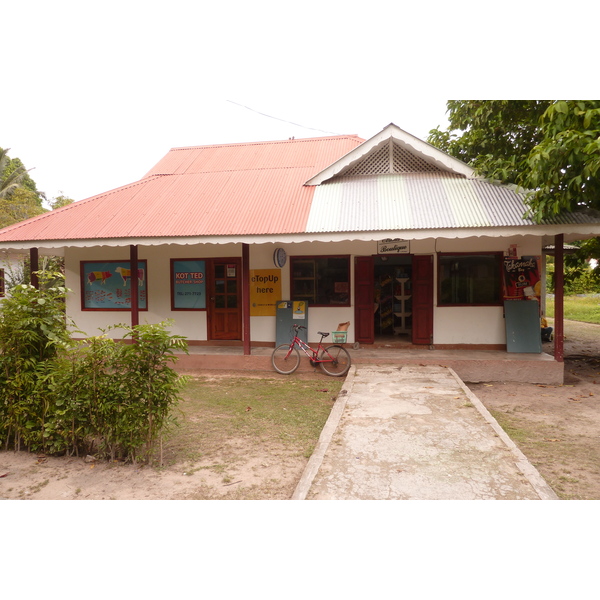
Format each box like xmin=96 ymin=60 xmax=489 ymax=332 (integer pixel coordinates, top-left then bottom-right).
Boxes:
xmin=272 ymin=344 xmax=301 ymax=374
xmin=319 ymin=345 xmax=351 ymax=377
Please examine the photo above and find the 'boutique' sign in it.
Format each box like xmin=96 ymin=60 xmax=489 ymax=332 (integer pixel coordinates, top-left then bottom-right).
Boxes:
xmin=377 ymin=240 xmax=410 ymax=254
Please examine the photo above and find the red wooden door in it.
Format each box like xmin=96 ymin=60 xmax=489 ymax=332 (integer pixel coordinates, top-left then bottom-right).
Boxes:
xmin=412 ymin=255 xmax=434 ymax=345
xmin=354 ymin=256 xmax=374 ymax=344
xmin=208 ymin=259 xmax=242 ymax=340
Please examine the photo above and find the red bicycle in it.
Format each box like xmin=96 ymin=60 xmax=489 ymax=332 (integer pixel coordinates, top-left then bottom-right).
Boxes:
xmin=271 ymin=324 xmax=351 ymax=377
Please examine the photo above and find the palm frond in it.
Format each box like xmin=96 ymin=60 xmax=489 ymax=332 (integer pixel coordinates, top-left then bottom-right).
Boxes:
xmin=0 ymin=147 xmax=29 ymax=199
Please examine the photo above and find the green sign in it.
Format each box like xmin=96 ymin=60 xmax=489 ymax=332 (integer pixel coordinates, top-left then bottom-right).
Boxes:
xmin=173 ymin=260 xmax=206 ymax=309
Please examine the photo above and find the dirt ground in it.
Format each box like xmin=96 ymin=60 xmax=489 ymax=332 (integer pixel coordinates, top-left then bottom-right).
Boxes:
xmin=0 ymin=424 xmax=313 ymax=501
xmin=1 ymin=319 xmax=599 ymax=500
xmin=470 ymin=318 xmax=600 ymax=500
xmin=0 ymin=370 xmax=333 ymax=501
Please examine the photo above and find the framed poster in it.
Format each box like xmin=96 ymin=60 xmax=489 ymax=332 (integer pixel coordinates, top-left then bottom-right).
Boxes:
xmin=172 ymin=259 xmax=206 ymax=309
xmin=503 ymin=256 xmax=541 ymax=300
xmin=82 ymin=260 xmax=147 ymax=310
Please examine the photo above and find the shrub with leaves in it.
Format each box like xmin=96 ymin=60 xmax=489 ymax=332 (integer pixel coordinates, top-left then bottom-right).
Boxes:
xmin=114 ymin=322 xmax=189 ymax=461
xmin=0 ymin=271 xmax=188 ymax=462
xmin=0 ymin=271 xmax=74 ymax=450
xmin=65 ymin=323 xmax=189 ymax=462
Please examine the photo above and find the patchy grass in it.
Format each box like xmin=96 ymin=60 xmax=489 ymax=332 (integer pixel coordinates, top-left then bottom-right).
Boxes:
xmin=151 ymin=372 xmax=344 ymax=499
xmin=160 ymin=373 xmax=343 ymax=468
xmin=20 ymin=478 xmax=50 ymax=498
xmin=0 ymin=372 xmax=346 ymax=501
xmin=547 ymin=295 xmax=600 ymax=324
xmin=488 ymin=410 xmax=531 ymax=444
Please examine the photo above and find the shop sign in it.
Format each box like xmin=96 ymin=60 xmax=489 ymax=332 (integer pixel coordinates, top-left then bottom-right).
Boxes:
xmin=173 ymin=260 xmax=206 ymax=309
xmin=378 ymin=240 xmax=410 ymax=254
xmin=249 ymin=269 xmax=281 ymax=316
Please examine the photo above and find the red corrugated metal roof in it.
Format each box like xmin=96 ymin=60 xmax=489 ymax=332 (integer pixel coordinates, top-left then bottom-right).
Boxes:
xmin=0 ymin=135 xmax=363 ymax=242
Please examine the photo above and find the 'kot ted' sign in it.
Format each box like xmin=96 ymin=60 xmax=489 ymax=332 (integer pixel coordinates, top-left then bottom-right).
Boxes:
xmin=172 ymin=260 xmax=206 ymax=309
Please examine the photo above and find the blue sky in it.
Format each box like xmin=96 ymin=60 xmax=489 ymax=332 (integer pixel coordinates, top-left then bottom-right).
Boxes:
xmin=3 ymin=1 xmax=589 ymax=204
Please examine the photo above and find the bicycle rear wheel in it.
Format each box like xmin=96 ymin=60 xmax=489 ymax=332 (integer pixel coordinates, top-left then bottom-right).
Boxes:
xmin=319 ymin=345 xmax=351 ymax=377
xmin=272 ymin=344 xmax=301 ymax=374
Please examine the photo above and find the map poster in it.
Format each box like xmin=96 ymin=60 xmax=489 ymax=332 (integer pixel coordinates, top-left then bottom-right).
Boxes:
xmin=82 ymin=261 xmax=147 ymax=310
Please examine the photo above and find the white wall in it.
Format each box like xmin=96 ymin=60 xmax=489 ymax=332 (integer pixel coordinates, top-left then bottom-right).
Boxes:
xmin=434 ymin=307 xmax=506 ymax=344
xmin=65 ymin=244 xmax=240 ymax=339
xmin=0 ymin=252 xmax=25 ymax=301
xmin=432 ymin=235 xmax=543 ymax=345
xmin=271 ymin=240 xmax=360 ymax=343
xmin=64 ymin=235 xmax=544 ymax=345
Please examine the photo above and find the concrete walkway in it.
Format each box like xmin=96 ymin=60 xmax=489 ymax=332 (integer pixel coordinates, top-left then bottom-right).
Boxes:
xmin=293 ymin=364 xmax=558 ymax=500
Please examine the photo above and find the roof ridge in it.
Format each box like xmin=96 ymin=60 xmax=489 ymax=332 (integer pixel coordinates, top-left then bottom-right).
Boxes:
xmin=150 ymin=165 xmax=323 ymax=176
xmin=169 ymin=135 xmax=363 ymax=152
xmin=332 ymin=171 xmax=468 ymax=180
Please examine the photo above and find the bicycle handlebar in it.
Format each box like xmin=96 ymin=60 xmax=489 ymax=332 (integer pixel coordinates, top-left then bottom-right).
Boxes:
xmin=293 ymin=324 xmax=306 ymax=330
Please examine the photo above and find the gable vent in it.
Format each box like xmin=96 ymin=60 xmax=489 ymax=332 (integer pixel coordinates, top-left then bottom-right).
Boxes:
xmin=392 ymin=143 xmax=441 ymax=172
xmin=343 ymin=144 xmax=390 ymax=175
xmin=341 ymin=140 xmax=443 ymax=176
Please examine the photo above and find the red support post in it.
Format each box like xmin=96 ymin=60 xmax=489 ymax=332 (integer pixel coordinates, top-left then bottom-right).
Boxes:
xmin=130 ymin=244 xmax=139 ymax=329
xmin=242 ymin=243 xmax=251 ymax=356
xmin=30 ymin=247 xmax=39 ymax=289
xmin=554 ymin=234 xmax=564 ymax=362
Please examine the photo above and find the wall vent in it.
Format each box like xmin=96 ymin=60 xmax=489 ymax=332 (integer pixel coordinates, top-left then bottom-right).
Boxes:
xmin=392 ymin=143 xmax=440 ymax=173
xmin=341 ymin=140 xmax=442 ymax=176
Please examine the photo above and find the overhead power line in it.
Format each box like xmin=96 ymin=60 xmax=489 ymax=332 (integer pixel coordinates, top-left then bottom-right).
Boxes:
xmin=226 ymin=100 xmax=341 ymax=135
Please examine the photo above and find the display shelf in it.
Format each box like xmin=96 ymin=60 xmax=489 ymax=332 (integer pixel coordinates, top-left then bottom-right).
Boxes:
xmin=375 ymin=267 xmax=412 ymax=336
xmin=393 ymin=277 xmax=412 ymax=334
xmin=375 ymin=274 xmax=395 ymax=334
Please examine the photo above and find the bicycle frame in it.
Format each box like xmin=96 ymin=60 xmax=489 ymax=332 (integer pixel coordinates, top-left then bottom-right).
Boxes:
xmin=272 ymin=324 xmax=351 ymax=377
xmin=286 ymin=333 xmax=334 ymax=363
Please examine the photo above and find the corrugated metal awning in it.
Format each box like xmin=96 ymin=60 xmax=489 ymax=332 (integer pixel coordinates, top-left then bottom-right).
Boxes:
xmin=306 ymin=173 xmax=600 ymax=233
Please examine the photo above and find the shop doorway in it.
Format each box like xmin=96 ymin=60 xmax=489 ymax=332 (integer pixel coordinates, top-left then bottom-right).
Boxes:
xmin=374 ymin=255 xmax=413 ymax=342
xmin=354 ymin=255 xmax=433 ymax=345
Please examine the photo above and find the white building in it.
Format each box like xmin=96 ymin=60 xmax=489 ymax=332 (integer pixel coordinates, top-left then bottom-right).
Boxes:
xmin=0 ymin=124 xmax=598 ymax=380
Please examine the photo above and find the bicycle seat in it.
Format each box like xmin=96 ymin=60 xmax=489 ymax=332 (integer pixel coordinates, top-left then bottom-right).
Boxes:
xmin=317 ymin=331 xmax=330 ymax=338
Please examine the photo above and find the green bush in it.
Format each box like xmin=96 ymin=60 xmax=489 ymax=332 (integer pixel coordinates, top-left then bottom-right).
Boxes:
xmin=546 ymin=255 xmax=600 ymax=295
xmin=0 ymin=273 xmax=188 ymax=462
xmin=0 ymin=272 xmax=74 ymax=451
xmin=64 ymin=323 xmax=189 ymax=462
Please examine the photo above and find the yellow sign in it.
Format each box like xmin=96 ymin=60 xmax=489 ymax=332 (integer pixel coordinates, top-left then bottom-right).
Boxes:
xmin=292 ymin=301 xmax=306 ymax=319
xmin=250 ymin=270 xmax=281 ymax=316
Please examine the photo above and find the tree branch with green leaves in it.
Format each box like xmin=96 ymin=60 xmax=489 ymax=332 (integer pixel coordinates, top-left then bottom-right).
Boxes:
xmin=428 ymin=100 xmax=600 ymax=222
